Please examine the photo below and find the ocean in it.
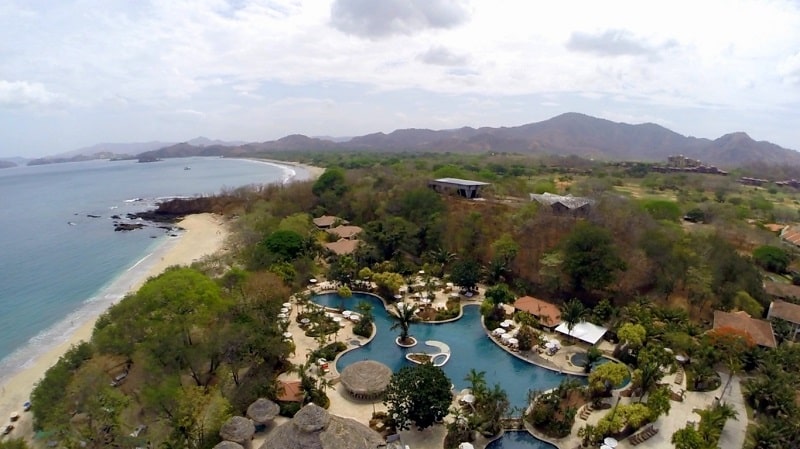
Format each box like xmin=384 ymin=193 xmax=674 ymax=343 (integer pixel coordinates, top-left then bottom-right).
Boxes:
xmin=0 ymin=156 xmax=307 ymax=381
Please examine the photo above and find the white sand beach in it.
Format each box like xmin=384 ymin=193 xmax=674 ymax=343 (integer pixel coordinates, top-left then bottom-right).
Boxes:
xmin=0 ymin=213 xmax=229 ymax=444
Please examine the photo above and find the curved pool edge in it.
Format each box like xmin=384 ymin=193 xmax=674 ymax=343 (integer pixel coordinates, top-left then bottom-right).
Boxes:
xmin=479 ymin=315 xmax=590 ymax=378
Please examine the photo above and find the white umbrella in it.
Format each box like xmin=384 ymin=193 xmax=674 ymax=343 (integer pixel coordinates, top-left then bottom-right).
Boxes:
xmin=500 ymin=321 xmax=510 ymax=328
xmin=282 ymin=332 xmax=293 ymax=338
xmin=350 ymin=315 xmax=360 ymax=322
xmin=342 ymin=311 xmax=352 ymax=318
xmin=458 ymin=443 xmax=474 ymax=449
xmin=280 ymin=307 xmax=289 ymax=313
xmin=449 ymin=293 xmax=460 ymax=298
xmin=394 ymin=294 xmax=403 ymax=300
xmin=332 ymin=317 xmax=342 ymax=323
xmin=300 ymin=318 xmax=310 ymax=324
xmin=277 ymin=313 xmax=287 ymax=319
xmin=282 ymin=302 xmax=291 ymax=307
xmin=493 ymin=328 xmax=506 ymax=335
xmin=545 ymin=342 xmax=555 ymax=349
xmin=604 ymin=437 xmax=619 ymax=448
xmin=461 ymin=394 xmax=475 ymax=404
xmin=501 ymin=333 xmax=511 ymax=341
xmin=418 ymin=270 xmax=425 ymax=274
xmin=309 ymin=278 xmax=317 ymax=283
xmin=507 ymin=338 xmax=519 ymax=346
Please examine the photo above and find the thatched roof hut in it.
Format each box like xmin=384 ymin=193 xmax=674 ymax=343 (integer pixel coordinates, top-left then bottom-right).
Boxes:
xmin=220 ymin=416 xmax=255 ymax=449
xmin=260 ymin=403 xmax=384 ymax=449
xmin=213 ymin=442 xmax=244 ymax=449
xmin=247 ymin=398 xmax=279 ymax=424
xmin=339 ymin=360 xmax=392 ymax=400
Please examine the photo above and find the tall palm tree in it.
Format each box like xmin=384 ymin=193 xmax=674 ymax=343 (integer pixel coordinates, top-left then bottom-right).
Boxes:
xmin=428 ymin=247 xmax=457 ymax=274
xmin=464 ymin=369 xmax=487 ymax=398
xmin=560 ymin=299 xmax=588 ymax=340
xmin=633 ymin=360 xmax=663 ymax=402
xmin=390 ymin=303 xmax=419 ymax=345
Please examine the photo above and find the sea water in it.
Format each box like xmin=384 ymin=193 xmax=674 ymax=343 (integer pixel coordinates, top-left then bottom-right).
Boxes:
xmin=0 ymin=157 xmax=308 ymax=381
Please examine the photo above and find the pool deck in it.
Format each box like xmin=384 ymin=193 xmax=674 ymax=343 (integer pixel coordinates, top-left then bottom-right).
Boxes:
xmin=272 ymin=282 xmax=740 ymax=449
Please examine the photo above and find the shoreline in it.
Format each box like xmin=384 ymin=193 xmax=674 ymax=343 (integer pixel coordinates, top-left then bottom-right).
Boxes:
xmin=0 ymin=213 xmax=229 ymax=444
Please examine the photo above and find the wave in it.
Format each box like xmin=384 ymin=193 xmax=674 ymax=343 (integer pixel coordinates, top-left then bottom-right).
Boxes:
xmin=0 ymin=235 xmax=182 ymax=382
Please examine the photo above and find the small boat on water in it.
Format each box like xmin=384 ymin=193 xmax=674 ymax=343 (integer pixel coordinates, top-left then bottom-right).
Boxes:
xmin=184 ymin=166 xmax=191 ymax=170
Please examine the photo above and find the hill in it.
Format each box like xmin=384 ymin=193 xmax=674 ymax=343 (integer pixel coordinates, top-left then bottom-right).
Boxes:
xmin=80 ymin=114 xmax=800 ymax=167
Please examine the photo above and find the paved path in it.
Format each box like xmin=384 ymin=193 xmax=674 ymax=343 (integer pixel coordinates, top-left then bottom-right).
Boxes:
xmin=718 ymin=373 xmax=747 ymax=449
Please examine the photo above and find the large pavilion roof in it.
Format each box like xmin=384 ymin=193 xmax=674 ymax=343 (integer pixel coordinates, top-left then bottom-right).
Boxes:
xmin=339 ymin=360 xmax=392 ymax=397
xmin=554 ymin=321 xmax=607 ymax=345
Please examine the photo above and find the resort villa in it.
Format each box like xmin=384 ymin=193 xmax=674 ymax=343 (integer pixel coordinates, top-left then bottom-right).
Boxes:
xmin=529 ymin=192 xmax=595 ymax=215
xmin=428 ymin=178 xmax=490 ymax=199
xmin=554 ymin=321 xmax=608 ymax=346
xmin=713 ymin=310 xmax=777 ymax=348
xmin=767 ymin=300 xmax=800 ymax=340
xmin=512 ymin=295 xmax=561 ymax=329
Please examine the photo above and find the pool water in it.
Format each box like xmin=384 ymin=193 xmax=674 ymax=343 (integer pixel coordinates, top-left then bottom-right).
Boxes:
xmin=486 ymin=431 xmax=557 ymax=449
xmin=312 ymin=293 xmax=578 ymax=410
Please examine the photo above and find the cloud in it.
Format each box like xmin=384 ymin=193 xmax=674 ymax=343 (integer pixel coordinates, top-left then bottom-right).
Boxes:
xmin=330 ymin=0 xmax=469 ymax=39
xmin=418 ymin=46 xmax=469 ymax=66
xmin=566 ymin=29 xmax=674 ymax=58
xmin=0 ymin=80 xmax=61 ymax=107
xmin=778 ymin=51 xmax=800 ymax=85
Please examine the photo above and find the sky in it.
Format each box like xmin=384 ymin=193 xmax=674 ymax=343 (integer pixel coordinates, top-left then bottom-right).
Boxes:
xmin=1 ymin=0 xmax=800 ymax=158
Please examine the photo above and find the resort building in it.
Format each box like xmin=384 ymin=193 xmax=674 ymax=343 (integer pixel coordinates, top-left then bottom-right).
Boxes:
xmin=713 ymin=310 xmax=777 ymax=348
xmin=780 ymin=225 xmax=800 ymax=248
xmin=529 ymin=192 xmax=595 ymax=215
xmin=313 ymin=215 xmax=348 ymax=229
xmin=767 ymin=300 xmax=800 ymax=340
xmin=554 ymin=321 xmax=608 ymax=345
xmin=428 ymin=178 xmax=490 ymax=199
xmin=323 ymin=239 xmax=360 ymax=256
xmin=276 ymin=380 xmax=303 ymax=403
xmin=327 ymin=224 xmax=363 ymax=240
xmin=513 ymin=295 xmax=561 ymax=329
xmin=763 ymin=281 xmax=800 ymax=302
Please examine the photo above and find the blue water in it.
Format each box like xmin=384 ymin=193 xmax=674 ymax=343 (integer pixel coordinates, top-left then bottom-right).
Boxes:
xmin=486 ymin=431 xmax=557 ymax=449
xmin=0 ymin=157 xmax=308 ymax=379
xmin=312 ymin=293 xmax=572 ymax=411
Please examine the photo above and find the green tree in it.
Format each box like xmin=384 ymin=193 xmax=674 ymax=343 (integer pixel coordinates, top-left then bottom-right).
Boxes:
xmin=671 ymin=425 xmax=706 ymax=449
xmin=384 ymin=363 xmax=453 ymax=430
xmin=0 ymin=439 xmax=31 ymax=449
xmin=640 ymin=199 xmax=681 ymax=222
xmin=484 ymin=283 xmax=514 ymax=306
xmin=265 ymin=229 xmax=306 ymax=261
xmin=618 ymin=323 xmax=647 ymax=352
xmin=562 ymin=222 xmax=625 ymax=291
xmin=450 ymin=259 xmax=481 ymax=291
xmin=390 ymin=303 xmax=419 ymax=344
xmin=426 ymin=247 xmax=457 ymax=276
xmin=752 ymin=245 xmax=791 ymax=274
xmin=311 ymin=167 xmax=347 ymax=198
xmin=588 ymin=362 xmax=628 ymax=397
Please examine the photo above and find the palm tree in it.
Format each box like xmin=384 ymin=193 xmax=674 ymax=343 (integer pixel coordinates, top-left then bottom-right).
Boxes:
xmin=390 ymin=303 xmax=419 ymax=345
xmin=560 ymin=299 xmax=588 ymax=341
xmin=464 ymin=369 xmax=487 ymax=398
xmin=427 ymin=247 xmax=457 ymax=275
xmin=633 ymin=359 xmax=663 ymax=402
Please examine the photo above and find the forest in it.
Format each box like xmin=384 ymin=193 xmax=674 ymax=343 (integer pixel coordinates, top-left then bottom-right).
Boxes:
xmin=7 ymin=151 xmax=800 ymax=449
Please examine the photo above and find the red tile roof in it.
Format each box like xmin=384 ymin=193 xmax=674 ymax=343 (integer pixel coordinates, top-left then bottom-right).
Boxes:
xmin=781 ymin=226 xmax=800 ymax=246
xmin=323 ymin=239 xmax=360 ymax=255
xmin=768 ymin=300 xmax=800 ymax=325
xmin=713 ymin=310 xmax=776 ymax=348
xmin=763 ymin=282 xmax=800 ymax=300
xmin=327 ymin=225 xmax=363 ymax=240
xmin=277 ymin=380 xmax=303 ymax=402
xmin=513 ymin=296 xmax=561 ymax=327
xmin=313 ymin=215 xmax=347 ymax=228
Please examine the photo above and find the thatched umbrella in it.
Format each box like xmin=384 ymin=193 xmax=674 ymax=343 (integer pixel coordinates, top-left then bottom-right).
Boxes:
xmin=219 ymin=416 xmax=255 ymax=449
xmin=247 ymin=398 xmax=279 ymax=425
xmin=339 ymin=360 xmax=392 ymax=400
xmin=260 ymin=403 xmax=383 ymax=449
xmin=213 ymin=442 xmax=244 ymax=449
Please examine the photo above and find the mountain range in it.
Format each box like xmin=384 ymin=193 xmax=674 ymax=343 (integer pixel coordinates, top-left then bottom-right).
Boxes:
xmin=136 ymin=113 xmax=800 ymax=167
xmin=6 ymin=113 xmax=797 ymax=168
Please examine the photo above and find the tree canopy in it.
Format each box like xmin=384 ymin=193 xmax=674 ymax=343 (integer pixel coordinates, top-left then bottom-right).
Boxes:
xmin=384 ymin=363 xmax=452 ymax=430
xmin=562 ymin=222 xmax=626 ymax=291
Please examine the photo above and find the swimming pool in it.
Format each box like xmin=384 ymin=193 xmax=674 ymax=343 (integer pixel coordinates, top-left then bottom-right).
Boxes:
xmin=312 ymin=293 xmax=577 ymax=410
xmin=486 ymin=431 xmax=557 ymax=449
